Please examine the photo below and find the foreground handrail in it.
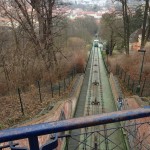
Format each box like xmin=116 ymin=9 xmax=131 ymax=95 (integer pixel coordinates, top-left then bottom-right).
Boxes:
xmin=0 ymin=107 xmax=149 ymax=143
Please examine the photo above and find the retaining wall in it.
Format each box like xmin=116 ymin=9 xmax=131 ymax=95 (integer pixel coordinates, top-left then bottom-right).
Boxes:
xmin=2 ymin=74 xmax=84 ymax=149
xmin=109 ymin=73 xmax=120 ymax=103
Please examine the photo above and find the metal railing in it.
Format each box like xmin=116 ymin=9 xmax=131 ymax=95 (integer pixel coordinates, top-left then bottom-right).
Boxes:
xmin=0 ymin=107 xmax=150 ymax=150
xmin=65 ymin=121 xmax=150 ymax=150
xmin=116 ymin=65 xmax=150 ymax=97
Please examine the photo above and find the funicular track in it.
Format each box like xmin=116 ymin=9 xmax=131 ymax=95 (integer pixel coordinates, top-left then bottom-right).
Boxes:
xmin=81 ymin=46 xmax=109 ymax=149
xmin=68 ymin=44 xmax=126 ymax=150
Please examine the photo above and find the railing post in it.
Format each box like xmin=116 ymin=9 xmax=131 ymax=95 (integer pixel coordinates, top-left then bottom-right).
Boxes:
xmin=28 ymin=136 xmax=40 ymax=150
xmin=94 ymin=142 xmax=98 ymax=150
xmin=65 ymin=136 xmax=69 ymax=150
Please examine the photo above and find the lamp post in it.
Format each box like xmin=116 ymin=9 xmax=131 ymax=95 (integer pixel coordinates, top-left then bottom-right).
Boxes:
xmin=138 ymin=49 xmax=146 ymax=85
xmin=136 ymin=49 xmax=146 ymax=94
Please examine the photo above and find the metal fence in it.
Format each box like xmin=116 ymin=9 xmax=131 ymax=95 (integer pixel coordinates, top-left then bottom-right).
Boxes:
xmin=0 ymin=107 xmax=150 ymax=150
xmin=16 ymin=69 xmax=77 ymax=115
xmin=116 ymin=65 xmax=150 ymax=97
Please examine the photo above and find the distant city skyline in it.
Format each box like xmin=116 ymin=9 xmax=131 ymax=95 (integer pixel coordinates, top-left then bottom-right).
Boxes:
xmin=61 ymin=0 xmax=107 ymax=5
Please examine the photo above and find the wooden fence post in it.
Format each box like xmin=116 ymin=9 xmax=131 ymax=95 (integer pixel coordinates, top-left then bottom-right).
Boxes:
xmin=50 ymin=80 xmax=53 ymax=98
xmin=116 ymin=64 xmax=118 ymax=75
xmin=128 ymin=75 xmax=130 ymax=88
xmin=132 ymin=81 xmax=135 ymax=93
xmin=72 ymin=71 xmax=73 ymax=80
xmin=120 ymin=68 xmax=123 ymax=79
xmin=64 ymin=78 xmax=66 ymax=92
xmin=17 ymin=88 xmax=24 ymax=115
xmin=74 ymin=66 xmax=76 ymax=76
xmin=59 ymin=82 xmax=61 ymax=96
xmin=124 ymin=71 xmax=126 ymax=82
xmin=37 ymin=81 xmax=42 ymax=103
xmin=118 ymin=65 xmax=120 ymax=76
xmin=69 ymin=76 xmax=71 ymax=85
xmin=140 ymin=78 xmax=146 ymax=97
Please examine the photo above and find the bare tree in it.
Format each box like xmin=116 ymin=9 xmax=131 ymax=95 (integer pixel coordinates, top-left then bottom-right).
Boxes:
xmin=112 ymin=0 xmax=130 ymax=55
xmin=0 ymin=0 xmax=65 ymax=72
xmin=0 ymin=0 xmax=69 ymax=94
xmin=141 ymin=0 xmax=150 ymax=48
xmin=100 ymin=12 xmax=124 ymax=55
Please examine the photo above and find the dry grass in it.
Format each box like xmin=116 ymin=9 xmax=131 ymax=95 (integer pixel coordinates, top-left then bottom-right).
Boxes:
xmin=0 ymin=77 xmax=76 ymax=129
xmin=108 ymin=44 xmax=150 ymax=97
xmin=0 ymin=36 xmax=88 ymax=129
xmin=108 ymin=45 xmax=150 ymax=80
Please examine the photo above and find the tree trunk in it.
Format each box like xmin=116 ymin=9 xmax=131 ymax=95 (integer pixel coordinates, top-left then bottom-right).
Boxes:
xmin=141 ymin=0 xmax=149 ymax=48
xmin=122 ymin=0 xmax=130 ymax=55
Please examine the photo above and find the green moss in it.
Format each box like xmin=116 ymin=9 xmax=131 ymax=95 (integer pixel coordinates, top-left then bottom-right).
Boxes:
xmin=0 ymin=124 xmax=5 ymax=129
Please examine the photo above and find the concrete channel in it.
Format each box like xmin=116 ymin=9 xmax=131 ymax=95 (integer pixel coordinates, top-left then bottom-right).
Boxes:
xmin=68 ymin=43 xmax=126 ymax=150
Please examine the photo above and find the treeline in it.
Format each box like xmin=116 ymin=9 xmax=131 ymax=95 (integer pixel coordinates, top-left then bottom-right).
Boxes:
xmin=99 ymin=0 xmax=150 ymax=55
xmin=0 ymin=0 xmax=97 ymax=95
